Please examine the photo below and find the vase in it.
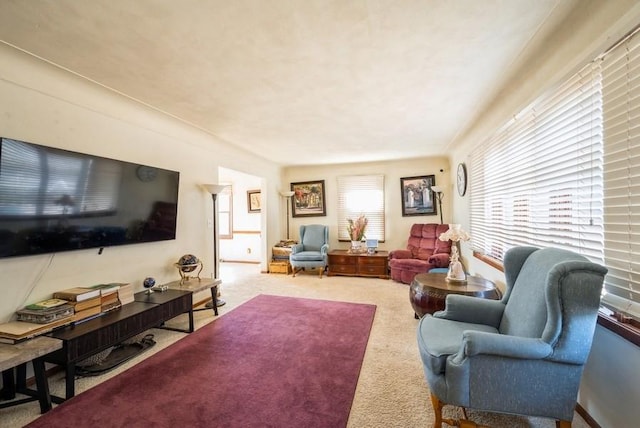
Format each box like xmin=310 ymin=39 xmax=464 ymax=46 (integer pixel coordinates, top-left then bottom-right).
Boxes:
xmin=350 ymin=240 xmax=362 ymax=253
xmin=446 ymin=245 xmax=466 ymax=283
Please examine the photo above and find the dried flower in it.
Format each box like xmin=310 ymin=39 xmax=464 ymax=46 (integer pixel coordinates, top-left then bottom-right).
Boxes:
xmin=347 ymin=215 xmax=368 ymax=241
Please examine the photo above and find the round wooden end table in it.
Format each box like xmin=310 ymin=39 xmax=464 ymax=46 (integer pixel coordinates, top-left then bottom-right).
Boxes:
xmin=410 ymin=273 xmax=502 ymax=318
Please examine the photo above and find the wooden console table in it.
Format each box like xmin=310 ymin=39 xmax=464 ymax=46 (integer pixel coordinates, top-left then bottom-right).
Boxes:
xmin=327 ymin=250 xmax=389 ymax=279
xmin=44 ymin=289 xmax=192 ymax=400
xmin=0 ymin=336 xmax=62 ymax=413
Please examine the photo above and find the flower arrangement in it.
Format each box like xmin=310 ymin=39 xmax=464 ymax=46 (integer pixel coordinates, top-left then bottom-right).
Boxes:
xmin=347 ymin=215 xmax=368 ymax=241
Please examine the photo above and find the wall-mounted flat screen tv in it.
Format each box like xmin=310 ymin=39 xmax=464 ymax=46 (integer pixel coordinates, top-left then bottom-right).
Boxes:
xmin=0 ymin=137 xmax=180 ymax=258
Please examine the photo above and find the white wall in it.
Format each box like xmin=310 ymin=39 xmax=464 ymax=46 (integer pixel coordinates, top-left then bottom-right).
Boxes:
xmin=0 ymin=44 xmax=281 ymax=319
xmin=447 ymin=2 xmax=640 ymax=426
xmin=283 ymin=156 xmax=451 ymax=253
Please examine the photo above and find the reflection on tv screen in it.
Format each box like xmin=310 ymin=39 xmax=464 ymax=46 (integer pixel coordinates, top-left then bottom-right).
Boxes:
xmin=0 ymin=138 xmax=180 ymax=258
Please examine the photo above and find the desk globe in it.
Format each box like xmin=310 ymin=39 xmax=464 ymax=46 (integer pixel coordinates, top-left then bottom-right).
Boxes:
xmin=175 ymin=254 xmax=203 ymax=284
xmin=143 ymin=277 xmax=156 ymax=294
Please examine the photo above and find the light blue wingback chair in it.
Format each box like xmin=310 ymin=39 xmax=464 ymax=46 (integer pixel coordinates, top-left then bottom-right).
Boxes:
xmin=289 ymin=224 xmax=329 ymax=278
xmin=417 ymin=246 xmax=607 ymax=428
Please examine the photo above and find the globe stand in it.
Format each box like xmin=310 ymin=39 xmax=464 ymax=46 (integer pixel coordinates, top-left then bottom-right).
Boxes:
xmin=174 ymin=261 xmax=203 ymax=285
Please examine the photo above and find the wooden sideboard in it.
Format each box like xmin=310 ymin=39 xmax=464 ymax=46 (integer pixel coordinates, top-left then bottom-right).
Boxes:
xmin=327 ymin=250 xmax=389 ymax=279
xmin=43 ymin=289 xmax=193 ymax=400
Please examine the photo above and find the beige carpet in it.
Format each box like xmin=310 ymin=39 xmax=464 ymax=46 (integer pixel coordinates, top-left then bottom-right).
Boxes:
xmin=3 ymin=263 xmax=590 ymax=428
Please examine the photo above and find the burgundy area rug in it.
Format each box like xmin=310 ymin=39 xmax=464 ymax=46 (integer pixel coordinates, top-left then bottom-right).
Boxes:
xmin=27 ymin=294 xmax=377 ymax=428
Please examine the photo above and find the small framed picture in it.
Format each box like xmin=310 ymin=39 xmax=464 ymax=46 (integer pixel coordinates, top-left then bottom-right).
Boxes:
xmin=291 ymin=180 xmax=326 ymax=217
xmin=400 ymin=175 xmax=437 ymax=217
xmin=247 ymin=190 xmax=261 ymax=213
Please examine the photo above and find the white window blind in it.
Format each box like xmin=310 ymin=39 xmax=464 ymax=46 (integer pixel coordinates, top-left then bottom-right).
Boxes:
xmin=470 ymin=61 xmax=604 ymax=262
xmin=337 ymin=175 xmax=385 ymax=241
xmin=602 ymin=29 xmax=640 ymax=314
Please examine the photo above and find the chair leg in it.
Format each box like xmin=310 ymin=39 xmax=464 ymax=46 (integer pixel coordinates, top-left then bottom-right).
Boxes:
xmin=431 ymin=393 xmax=445 ymax=428
xmin=556 ymin=420 xmax=571 ymax=428
xmin=430 ymin=394 xmax=494 ymax=428
xmin=318 ymin=267 xmax=323 ymax=278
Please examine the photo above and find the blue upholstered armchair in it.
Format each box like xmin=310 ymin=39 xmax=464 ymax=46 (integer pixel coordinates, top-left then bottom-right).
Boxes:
xmin=417 ymin=246 xmax=607 ymax=428
xmin=289 ymin=224 xmax=329 ymax=278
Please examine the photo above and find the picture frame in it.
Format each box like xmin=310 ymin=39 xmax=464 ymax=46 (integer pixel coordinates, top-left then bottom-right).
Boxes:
xmin=400 ymin=175 xmax=437 ymax=217
xmin=291 ymin=180 xmax=326 ymax=217
xmin=247 ymin=190 xmax=261 ymax=213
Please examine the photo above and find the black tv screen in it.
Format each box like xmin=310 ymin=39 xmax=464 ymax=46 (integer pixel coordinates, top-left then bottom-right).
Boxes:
xmin=0 ymin=137 xmax=180 ymax=258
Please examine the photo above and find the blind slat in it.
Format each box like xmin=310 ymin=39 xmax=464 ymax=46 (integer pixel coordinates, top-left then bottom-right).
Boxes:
xmin=337 ymin=175 xmax=385 ymax=241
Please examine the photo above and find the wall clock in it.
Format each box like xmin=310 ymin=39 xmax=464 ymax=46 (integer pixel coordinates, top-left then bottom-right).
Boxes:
xmin=457 ymin=163 xmax=467 ymax=196
xmin=136 ymin=165 xmax=158 ymax=182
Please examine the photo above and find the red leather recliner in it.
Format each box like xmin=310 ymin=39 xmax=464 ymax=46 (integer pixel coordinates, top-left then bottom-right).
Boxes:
xmin=388 ymin=224 xmax=452 ymax=284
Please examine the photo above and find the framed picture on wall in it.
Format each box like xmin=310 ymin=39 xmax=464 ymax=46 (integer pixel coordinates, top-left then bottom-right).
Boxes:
xmin=247 ymin=190 xmax=261 ymax=213
xmin=291 ymin=180 xmax=326 ymax=217
xmin=400 ymin=175 xmax=437 ymax=217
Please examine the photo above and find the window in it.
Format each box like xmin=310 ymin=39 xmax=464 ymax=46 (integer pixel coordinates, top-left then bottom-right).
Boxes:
xmin=337 ymin=175 xmax=385 ymax=241
xmin=470 ymin=26 xmax=640 ymax=321
xmin=218 ymin=186 xmax=232 ymax=239
xmin=601 ymin=29 xmax=640 ymax=317
xmin=470 ymin=61 xmax=604 ymax=263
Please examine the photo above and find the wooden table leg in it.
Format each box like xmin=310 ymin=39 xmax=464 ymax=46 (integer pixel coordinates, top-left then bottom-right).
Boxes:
xmin=209 ymin=285 xmax=219 ymax=316
xmin=1 ymin=368 xmax=16 ymax=400
xmin=32 ymin=357 xmax=53 ymax=413
xmin=65 ymin=363 xmax=76 ymax=399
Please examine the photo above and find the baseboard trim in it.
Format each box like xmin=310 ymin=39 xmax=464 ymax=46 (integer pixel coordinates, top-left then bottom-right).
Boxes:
xmin=220 ymin=260 xmax=260 ymax=264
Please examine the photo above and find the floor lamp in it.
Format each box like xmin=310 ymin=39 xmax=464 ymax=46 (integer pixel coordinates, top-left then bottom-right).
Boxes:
xmin=431 ymin=186 xmax=444 ymax=224
xmin=202 ymin=183 xmax=228 ymax=307
xmin=280 ymin=191 xmax=295 ymax=240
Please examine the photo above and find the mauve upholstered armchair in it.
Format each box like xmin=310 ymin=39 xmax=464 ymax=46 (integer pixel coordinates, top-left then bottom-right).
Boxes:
xmin=417 ymin=246 xmax=607 ymax=428
xmin=388 ymin=224 xmax=452 ymax=284
xmin=289 ymin=224 xmax=329 ymax=277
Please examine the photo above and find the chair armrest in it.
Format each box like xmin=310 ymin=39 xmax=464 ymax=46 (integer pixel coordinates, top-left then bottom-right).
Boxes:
xmin=321 ymin=244 xmax=329 ymax=255
xmin=434 ymin=295 xmax=505 ymax=328
xmin=290 ymin=243 xmax=303 ymax=254
xmin=389 ymin=249 xmax=412 ymax=259
xmin=428 ymin=253 xmax=450 ymax=268
xmin=457 ymin=331 xmax=553 ymax=360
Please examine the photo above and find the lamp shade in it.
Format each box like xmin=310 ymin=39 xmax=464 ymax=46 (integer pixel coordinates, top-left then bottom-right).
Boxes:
xmin=202 ymin=184 xmax=228 ymax=195
xmin=431 ymin=185 xmax=443 ymax=194
xmin=280 ymin=190 xmax=295 ymax=198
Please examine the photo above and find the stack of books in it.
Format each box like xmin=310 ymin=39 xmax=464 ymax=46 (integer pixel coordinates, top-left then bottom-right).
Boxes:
xmin=83 ymin=283 xmax=124 ymax=313
xmin=116 ymin=283 xmax=134 ymax=305
xmin=16 ymin=298 xmax=74 ymax=324
xmin=0 ymin=316 xmax=72 ymax=344
xmin=53 ymin=287 xmax=103 ymax=324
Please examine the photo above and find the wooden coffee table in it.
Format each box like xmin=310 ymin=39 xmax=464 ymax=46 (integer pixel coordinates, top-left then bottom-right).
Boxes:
xmin=410 ymin=273 xmax=501 ymax=318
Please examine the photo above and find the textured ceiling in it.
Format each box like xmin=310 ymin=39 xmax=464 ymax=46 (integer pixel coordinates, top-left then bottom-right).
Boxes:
xmin=0 ymin=0 xmax=573 ymax=166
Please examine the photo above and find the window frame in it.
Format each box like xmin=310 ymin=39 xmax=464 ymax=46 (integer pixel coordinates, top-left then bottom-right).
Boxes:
xmin=218 ymin=186 xmax=233 ymax=240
